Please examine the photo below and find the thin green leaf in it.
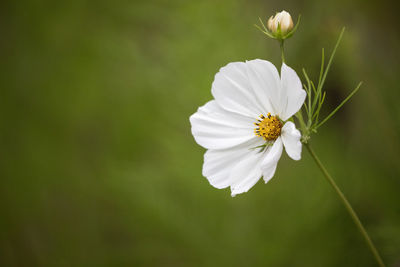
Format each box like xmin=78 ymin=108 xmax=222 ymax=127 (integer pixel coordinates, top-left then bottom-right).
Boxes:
xmin=310 ymin=80 xmax=320 ymax=114
xmin=284 ymin=15 xmax=301 ymax=39
xmin=303 ymin=83 xmax=309 ymax=94
xmin=250 ymin=143 xmax=273 ymax=153
xmin=303 ymin=101 xmax=309 ymax=114
xmin=310 ymin=80 xmax=317 ymax=95
xmin=315 ymin=82 xmax=362 ymax=129
xmin=318 ymin=48 xmax=325 ymax=87
xmin=315 ymin=91 xmax=326 ymax=124
xmin=302 ymin=68 xmax=312 ymax=117
xmin=319 ymin=27 xmax=345 ymax=92
xmin=254 ymin=24 xmax=266 ymax=34
xmin=254 ymin=25 xmax=275 ymax=38
xmin=254 ymin=18 xmax=276 ymax=38
xmin=302 ymin=68 xmax=311 ymax=85
xmin=312 ymin=91 xmax=326 ymax=121
xmin=258 ymin=17 xmax=268 ymax=31
xmin=295 ymin=110 xmax=307 ymax=133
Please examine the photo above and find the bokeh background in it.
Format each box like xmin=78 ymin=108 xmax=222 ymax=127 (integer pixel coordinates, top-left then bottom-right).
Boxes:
xmin=1 ymin=0 xmax=400 ymax=266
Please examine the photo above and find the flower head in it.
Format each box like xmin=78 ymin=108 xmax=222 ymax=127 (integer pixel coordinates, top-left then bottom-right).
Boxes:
xmin=255 ymin=11 xmax=299 ymax=41
xmin=190 ymin=59 xmax=306 ymax=196
xmin=268 ymin=11 xmax=294 ymax=35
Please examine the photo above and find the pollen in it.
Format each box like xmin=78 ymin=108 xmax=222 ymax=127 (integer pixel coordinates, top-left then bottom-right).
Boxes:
xmin=254 ymin=113 xmax=283 ymax=141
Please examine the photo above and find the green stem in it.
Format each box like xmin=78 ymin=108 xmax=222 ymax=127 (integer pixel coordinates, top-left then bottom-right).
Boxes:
xmin=280 ymin=40 xmax=285 ymax=63
xmin=305 ymin=143 xmax=385 ymax=267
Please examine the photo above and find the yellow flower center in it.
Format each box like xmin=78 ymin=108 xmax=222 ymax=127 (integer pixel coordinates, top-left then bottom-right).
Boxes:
xmin=254 ymin=113 xmax=282 ymax=141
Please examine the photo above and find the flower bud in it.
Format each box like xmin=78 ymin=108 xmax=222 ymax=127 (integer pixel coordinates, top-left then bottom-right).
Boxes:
xmin=267 ymin=11 xmax=294 ymax=35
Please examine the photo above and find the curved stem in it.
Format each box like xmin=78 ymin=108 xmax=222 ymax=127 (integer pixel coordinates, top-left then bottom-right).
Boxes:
xmin=305 ymin=143 xmax=385 ymax=267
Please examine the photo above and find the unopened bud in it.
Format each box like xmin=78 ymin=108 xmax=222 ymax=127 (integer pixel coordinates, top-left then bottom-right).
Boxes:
xmin=267 ymin=11 xmax=294 ymax=35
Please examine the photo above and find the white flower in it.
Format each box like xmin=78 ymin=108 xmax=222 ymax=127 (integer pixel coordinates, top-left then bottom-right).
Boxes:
xmin=189 ymin=59 xmax=306 ymax=196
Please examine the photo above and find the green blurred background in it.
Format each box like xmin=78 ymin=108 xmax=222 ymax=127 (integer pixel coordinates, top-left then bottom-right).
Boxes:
xmin=1 ymin=0 xmax=400 ymax=266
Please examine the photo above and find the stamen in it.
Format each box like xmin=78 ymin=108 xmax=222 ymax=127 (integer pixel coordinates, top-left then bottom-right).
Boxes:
xmin=254 ymin=113 xmax=282 ymax=141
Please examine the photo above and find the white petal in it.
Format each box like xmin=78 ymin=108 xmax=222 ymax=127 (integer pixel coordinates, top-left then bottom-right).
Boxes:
xmin=211 ymin=62 xmax=265 ymax=118
xmin=261 ymin=137 xmax=283 ymax=183
xmin=281 ymin=122 xmax=302 ymax=161
xmin=279 ymin=63 xmax=307 ymax=121
xmin=230 ymin=149 xmax=265 ymax=196
xmin=203 ymin=138 xmax=264 ymax=190
xmin=245 ymin=59 xmax=281 ymax=115
xmin=190 ymin=100 xmax=254 ymax=150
